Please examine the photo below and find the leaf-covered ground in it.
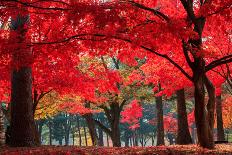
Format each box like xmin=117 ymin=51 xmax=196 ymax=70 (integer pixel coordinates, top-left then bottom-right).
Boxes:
xmin=1 ymin=144 xmax=232 ymax=155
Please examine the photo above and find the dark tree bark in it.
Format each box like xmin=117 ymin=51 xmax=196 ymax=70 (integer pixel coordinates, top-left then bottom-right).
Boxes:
xmin=176 ymin=89 xmax=192 ymax=144
xmin=95 ymin=102 xmax=122 ymax=147
xmin=9 ymin=14 xmax=39 ymax=147
xmin=193 ymin=72 xmax=215 ymax=149
xmin=155 ymin=90 xmax=164 ymax=145
xmin=216 ymin=95 xmax=225 ymax=141
xmin=83 ymin=102 xmax=98 ymax=146
xmin=110 ymin=103 xmax=121 ymax=147
xmin=10 ymin=67 xmax=39 ymax=146
xmin=180 ymin=0 xmax=216 ymax=149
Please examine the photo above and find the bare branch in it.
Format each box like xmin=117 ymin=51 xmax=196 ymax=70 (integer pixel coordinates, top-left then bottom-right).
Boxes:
xmin=128 ymin=0 xmax=169 ymax=22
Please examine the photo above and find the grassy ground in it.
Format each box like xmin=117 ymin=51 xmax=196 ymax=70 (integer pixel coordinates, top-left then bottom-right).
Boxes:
xmin=1 ymin=144 xmax=232 ymax=155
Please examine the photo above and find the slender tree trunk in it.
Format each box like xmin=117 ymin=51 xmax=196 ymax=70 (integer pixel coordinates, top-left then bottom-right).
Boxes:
xmin=151 ymin=136 xmax=154 ymax=146
xmin=76 ymin=116 xmax=82 ymax=146
xmin=98 ymin=127 xmax=104 ymax=146
xmin=191 ymin=126 xmax=196 ymax=144
xmin=83 ymin=124 xmax=88 ymax=146
xmin=124 ymin=130 xmax=129 ymax=147
xmin=156 ymin=94 xmax=164 ymax=145
xmin=216 ymin=95 xmax=225 ymax=141
xmin=134 ymin=131 xmax=138 ymax=146
xmin=176 ymin=89 xmax=192 ymax=144
xmin=37 ymin=121 xmax=43 ymax=143
xmin=58 ymin=139 xmax=62 ymax=145
xmin=64 ymin=130 xmax=70 ymax=145
xmin=72 ymin=129 xmax=75 ymax=145
xmin=48 ymin=121 xmax=52 ymax=145
xmin=106 ymin=133 xmax=109 ymax=147
xmin=0 ymin=106 xmax=4 ymax=146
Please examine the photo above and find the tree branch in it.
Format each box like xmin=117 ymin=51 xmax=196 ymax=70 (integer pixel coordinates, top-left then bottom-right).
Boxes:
xmin=205 ymin=54 xmax=232 ymax=72
xmin=128 ymin=0 xmax=170 ymax=22
xmin=94 ymin=119 xmax=111 ymax=135
xmin=119 ymin=99 xmax=127 ymax=112
xmin=182 ymin=40 xmax=194 ymax=69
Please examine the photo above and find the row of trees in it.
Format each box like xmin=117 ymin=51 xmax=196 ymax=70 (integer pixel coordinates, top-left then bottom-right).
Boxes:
xmin=0 ymin=0 xmax=231 ymax=149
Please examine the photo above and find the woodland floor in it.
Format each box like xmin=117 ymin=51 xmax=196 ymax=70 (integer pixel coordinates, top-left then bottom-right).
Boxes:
xmin=1 ymin=144 xmax=232 ymax=155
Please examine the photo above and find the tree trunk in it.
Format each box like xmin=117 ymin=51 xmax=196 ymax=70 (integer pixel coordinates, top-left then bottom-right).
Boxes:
xmin=111 ymin=122 xmax=121 ymax=147
xmin=83 ymin=124 xmax=88 ymax=146
xmin=48 ymin=121 xmax=52 ymax=145
xmin=10 ymin=67 xmax=39 ymax=146
xmin=64 ymin=115 xmax=71 ymax=146
xmin=176 ymin=89 xmax=192 ymax=144
xmin=72 ymin=129 xmax=75 ymax=145
xmin=156 ymin=94 xmax=164 ymax=145
xmin=0 ymin=106 xmax=4 ymax=146
xmin=193 ymin=72 xmax=214 ymax=149
xmin=134 ymin=131 xmax=138 ymax=146
xmin=9 ymin=14 xmax=39 ymax=147
xmin=124 ymin=130 xmax=129 ymax=147
xmin=64 ymin=131 xmax=70 ymax=145
xmin=216 ymin=95 xmax=225 ymax=141
xmin=37 ymin=120 xmax=43 ymax=143
xmin=110 ymin=104 xmax=121 ymax=147
xmin=98 ymin=127 xmax=104 ymax=146
xmin=76 ymin=116 xmax=82 ymax=146
xmin=58 ymin=139 xmax=62 ymax=145
xmin=84 ymin=102 xmax=98 ymax=146
xmin=106 ymin=133 xmax=109 ymax=147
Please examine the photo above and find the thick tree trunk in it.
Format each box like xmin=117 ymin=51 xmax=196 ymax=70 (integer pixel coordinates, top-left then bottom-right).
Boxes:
xmin=110 ymin=104 xmax=121 ymax=147
xmin=193 ymin=72 xmax=214 ymax=149
xmin=10 ymin=67 xmax=40 ymax=146
xmin=155 ymin=95 xmax=164 ymax=145
xmin=111 ymin=122 xmax=121 ymax=147
xmin=84 ymin=102 xmax=98 ymax=146
xmin=84 ymin=115 xmax=98 ymax=146
xmin=0 ymin=106 xmax=4 ymax=146
xmin=176 ymin=89 xmax=192 ymax=144
xmin=216 ymin=95 xmax=225 ymax=141
xmin=9 ymin=14 xmax=39 ymax=147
